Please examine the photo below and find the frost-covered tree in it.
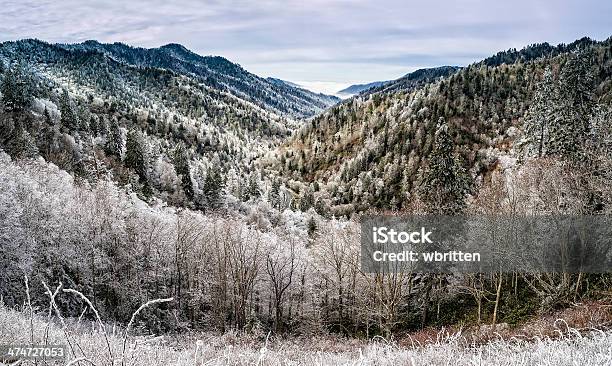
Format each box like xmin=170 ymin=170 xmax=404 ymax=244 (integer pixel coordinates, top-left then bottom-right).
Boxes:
xmin=105 ymin=117 xmax=123 ymax=158
xmin=521 ymin=67 xmax=556 ymax=158
xmin=0 ymin=63 xmax=32 ymax=113
xmin=59 ymin=89 xmax=80 ymax=133
xmin=173 ymin=144 xmax=194 ymax=200
xmin=307 ymin=216 xmax=317 ymax=238
xmin=201 ymin=166 xmax=225 ymax=210
xmin=547 ymin=51 xmax=594 ymax=160
xmin=268 ymin=179 xmax=281 ymax=210
xmin=37 ymin=107 xmax=56 ymax=159
xmin=417 ymin=118 xmax=471 ymax=214
xmin=244 ymin=172 xmax=261 ymax=201
xmin=11 ymin=130 xmax=39 ymax=159
xmin=299 ymin=187 xmax=314 ymax=212
xmin=124 ymin=129 xmax=149 ymax=186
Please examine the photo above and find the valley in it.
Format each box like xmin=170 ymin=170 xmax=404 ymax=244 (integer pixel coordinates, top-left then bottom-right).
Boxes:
xmin=0 ymin=34 xmax=611 ymax=365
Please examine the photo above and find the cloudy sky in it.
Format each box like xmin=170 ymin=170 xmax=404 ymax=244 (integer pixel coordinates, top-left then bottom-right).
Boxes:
xmin=1 ymin=0 xmax=610 ymax=94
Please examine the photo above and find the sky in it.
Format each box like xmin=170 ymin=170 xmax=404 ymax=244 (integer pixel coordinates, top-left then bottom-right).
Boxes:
xmin=1 ymin=0 xmax=611 ymax=95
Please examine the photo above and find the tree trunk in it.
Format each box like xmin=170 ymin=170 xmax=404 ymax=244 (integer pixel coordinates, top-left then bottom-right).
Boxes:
xmin=492 ymin=273 xmax=503 ymax=325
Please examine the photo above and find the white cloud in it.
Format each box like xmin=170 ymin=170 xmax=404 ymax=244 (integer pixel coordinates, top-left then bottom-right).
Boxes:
xmin=1 ymin=0 xmax=610 ymax=86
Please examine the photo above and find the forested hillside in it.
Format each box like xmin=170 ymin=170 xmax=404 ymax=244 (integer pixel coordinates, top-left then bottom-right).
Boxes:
xmin=0 ymin=36 xmax=611 ymax=340
xmin=0 ymin=39 xmax=331 ymax=210
xmin=268 ymin=37 xmax=612 ymax=214
xmin=360 ymin=66 xmax=461 ymax=96
xmin=62 ymin=41 xmax=340 ymax=119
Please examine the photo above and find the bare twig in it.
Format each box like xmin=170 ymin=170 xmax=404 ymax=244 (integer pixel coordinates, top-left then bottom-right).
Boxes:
xmin=23 ymin=274 xmax=34 ymax=345
xmin=121 ymin=297 xmax=173 ymax=366
xmin=62 ymin=288 xmax=113 ymax=365
xmin=41 ymin=281 xmax=78 ymax=360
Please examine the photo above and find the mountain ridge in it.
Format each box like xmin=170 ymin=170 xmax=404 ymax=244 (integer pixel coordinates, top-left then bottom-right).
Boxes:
xmin=267 ymin=37 xmax=612 ymax=214
xmin=337 ymin=80 xmax=388 ymax=96
xmin=56 ymin=40 xmax=340 ymax=119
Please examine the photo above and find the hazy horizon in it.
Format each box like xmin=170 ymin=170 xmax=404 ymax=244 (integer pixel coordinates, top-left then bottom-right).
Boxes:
xmin=1 ymin=0 xmax=611 ymax=94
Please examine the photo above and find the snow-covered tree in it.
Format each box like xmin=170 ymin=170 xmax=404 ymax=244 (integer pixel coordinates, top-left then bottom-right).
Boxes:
xmin=105 ymin=117 xmax=123 ymax=158
xmin=201 ymin=166 xmax=225 ymax=210
xmin=59 ymin=89 xmax=80 ymax=133
xmin=547 ymin=51 xmax=594 ymax=160
xmin=0 ymin=63 xmax=32 ymax=113
xmin=418 ymin=118 xmax=471 ymax=214
xmin=173 ymin=144 xmax=194 ymax=200
xmin=268 ymin=179 xmax=281 ymax=210
xmin=520 ymin=67 xmax=556 ymax=158
xmin=125 ymin=129 xmax=150 ymax=189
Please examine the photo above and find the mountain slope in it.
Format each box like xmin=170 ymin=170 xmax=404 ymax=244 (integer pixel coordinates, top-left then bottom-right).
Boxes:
xmin=60 ymin=40 xmax=340 ymax=119
xmin=266 ymin=37 xmax=612 ymax=213
xmin=266 ymin=77 xmax=303 ymax=89
xmin=337 ymin=66 xmax=461 ymax=98
xmin=0 ymin=38 xmax=308 ymax=209
xmin=361 ymin=66 xmax=461 ymax=96
xmin=337 ymin=81 xmax=388 ymax=96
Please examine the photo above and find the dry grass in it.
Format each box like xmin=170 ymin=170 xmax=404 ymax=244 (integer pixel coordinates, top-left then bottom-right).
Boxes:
xmin=397 ymin=300 xmax=612 ymax=348
xmin=1 ymin=303 xmax=612 ymax=366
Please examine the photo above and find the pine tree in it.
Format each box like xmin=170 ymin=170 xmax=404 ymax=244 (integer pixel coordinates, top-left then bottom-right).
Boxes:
xmin=299 ymin=188 xmax=314 ymax=212
xmin=37 ymin=107 xmax=56 ymax=159
xmin=173 ymin=144 xmax=194 ymax=200
xmin=11 ymin=130 xmax=39 ymax=159
xmin=314 ymin=198 xmax=330 ymax=218
xmin=124 ymin=129 xmax=149 ymax=185
xmin=417 ymin=118 xmax=471 ymax=214
xmin=244 ymin=172 xmax=261 ymax=201
xmin=547 ymin=51 xmax=595 ymax=160
xmin=307 ymin=216 xmax=317 ymax=238
xmin=521 ymin=67 xmax=556 ymax=158
xmin=0 ymin=63 xmax=33 ymax=113
xmin=77 ymin=104 xmax=91 ymax=133
xmin=105 ymin=117 xmax=123 ymax=158
xmin=268 ymin=179 xmax=281 ymax=210
xmin=202 ymin=166 xmax=225 ymax=210
xmin=59 ymin=89 xmax=79 ymax=133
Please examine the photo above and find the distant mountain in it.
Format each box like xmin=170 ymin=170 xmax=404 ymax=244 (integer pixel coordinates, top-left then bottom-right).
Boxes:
xmin=58 ymin=41 xmax=340 ymax=119
xmin=266 ymin=77 xmax=302 ymax=89
xmin=0 ymin=38 xmax=324 ymax=203
xmin=337 ymin=67 xmax=460 ymax=98
xmin=337 ymin=81 xmax=388 ymax=96
xmin=360 ymin=66 xmax=461 ymax=96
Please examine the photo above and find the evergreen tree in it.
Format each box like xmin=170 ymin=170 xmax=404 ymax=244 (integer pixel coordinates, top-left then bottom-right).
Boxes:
xmin=268 ymin=179 xmax=281 ymax=210
xmin=173 ymin=144 xmax=194 ymax=200
xmin=0 ymin=63 xmax=33 ymax=113
xmin=244 ymin=172 xmax=261 ymax=201
xmin=105 ymin=117 xmax=123 ymax=158
xmin=59 ymin=89 xmax=80 ymax=133
xmin=37 ymin=107 xmax=56 ymax=159
xmin=417 ymin=118 xmax=471 ymax=214
xmin=11 ymin=129 xmax=39 ymax=159
xmin=547 ymin=51 xmax=595 ymax=160
xmin=43 ymin=107 xmax=53 ymax=125
xmin=521 ymin=67 xmax=556 ymax=158
xmin=124 ymin=129 xmax=149 ymax=185
xmin=299 ymin=188 xmax=314 ymax=212
xmin=77 ymin=104 xmax=91 ymax=133
xmin=314 ymin=198 xmax=330 ymax=218
xmin=307 ymin=216 xmax=317 ymax=238
xmin=202 ymin=166 xmax=225 ymax=210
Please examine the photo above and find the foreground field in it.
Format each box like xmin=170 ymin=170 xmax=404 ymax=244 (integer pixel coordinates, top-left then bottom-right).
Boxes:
xmin=1 ymin=305 xmax=611 ymax=366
